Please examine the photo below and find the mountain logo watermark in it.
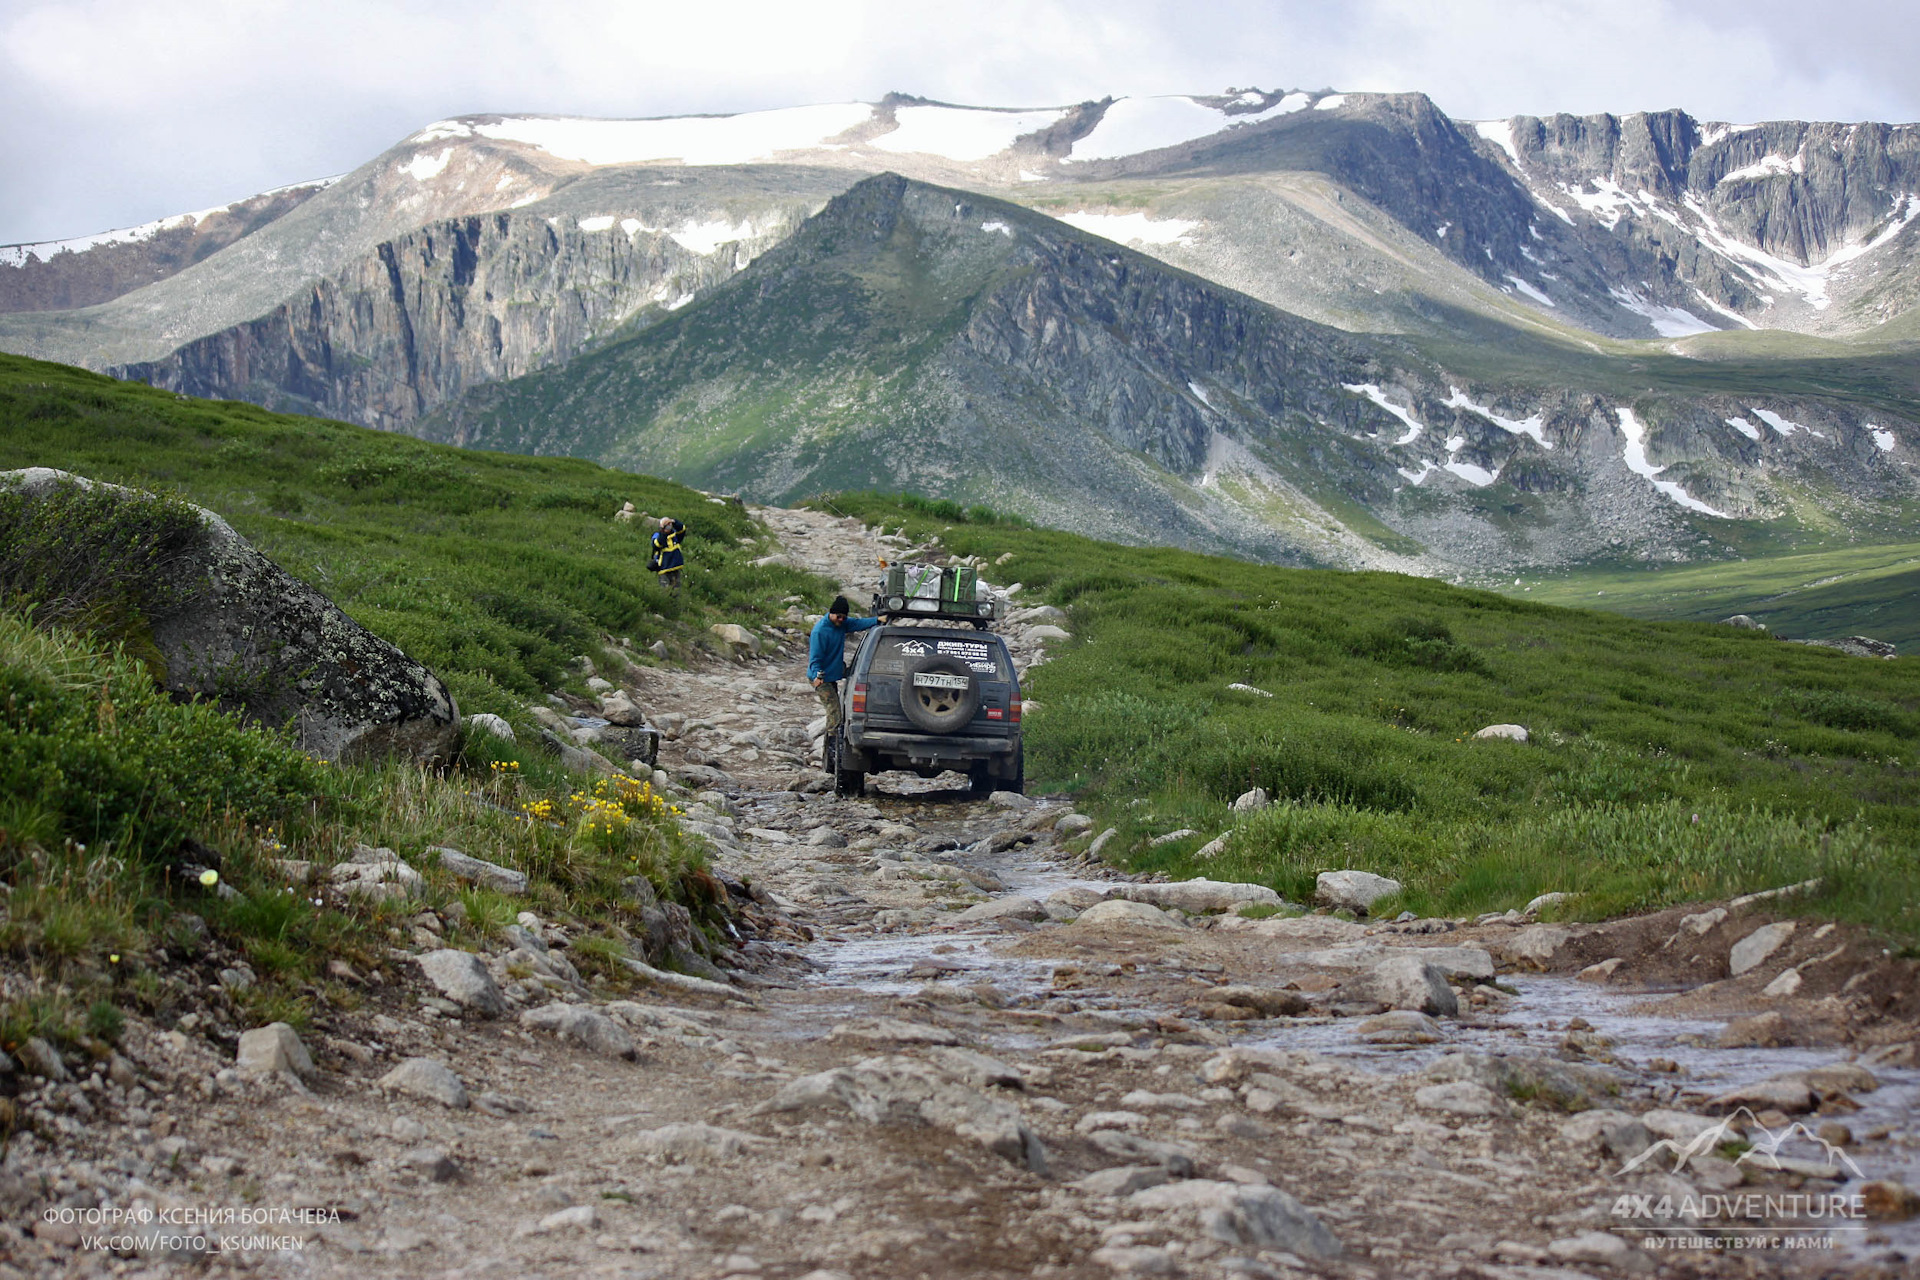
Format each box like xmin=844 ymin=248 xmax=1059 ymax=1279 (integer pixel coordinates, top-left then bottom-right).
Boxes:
xmin=1615 ymin=1106 xmax=1864 ymax=1181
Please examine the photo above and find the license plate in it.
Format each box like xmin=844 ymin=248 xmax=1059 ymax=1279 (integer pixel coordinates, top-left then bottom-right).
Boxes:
xmin=912 ymin=672 xmax=970 ymax=690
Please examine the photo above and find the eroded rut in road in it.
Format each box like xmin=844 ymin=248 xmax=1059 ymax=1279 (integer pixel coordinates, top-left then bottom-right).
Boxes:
xmin=9 ymin=507 xmax=1919 ymax=1280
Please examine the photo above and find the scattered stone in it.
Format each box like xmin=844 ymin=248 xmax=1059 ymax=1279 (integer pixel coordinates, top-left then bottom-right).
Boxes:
xmin=1354 ymin=955 xmax=1458 ymax=1016
xmin=1498 ymin=925 xmax=1574 ymax=969
xmin=1358 ymin=1010 xmax=1444 ymax=1044
xmin=1118 ymin=879 xmax=1283 ymax=913
xmin=1729 ymin=921 xmax=1796 ymax=976
xmin=1055 ymin=813 xmax=1095 ymax=835
xmin=925 ymin=1046 xmax=1024 ymax=1090
xmin=625 ymin=1123 xmax=764 ymax=1160
xmin=1548 ymin=1230 xmax=1652 ymax=1273
xmin=1192 ymin=832 xmax=1230 ymax=860
xmin=1207 ymin=986 xmax=1310 ymax=1018
xmin=807 ymin=827 xmax=848 ymax=848
xmin=752 ymin=1055 xmax=1047 ymax=1172
xmin=536 ymin=1204 xmax=600 ymax=1233
xmin=1415 ymin=1081 xmax=1507 ymax=1118
xmin=1226 ymin=682 xmax=1273 ymax=697
xmin=830 ymin=1019 xmax=962 ymax=1046
xmin=1473 ymin=724 xmax=1528 ymax=742
xmin=1087 ymin=828 xmax=1119 ymax=857
xmin=1027 ymin=625 xmax=1071 ymax=642
xmin=1577 ymin=958 xmax=1624 ymax=983
xmin=1721 ymin=614 xmax=1766 ymax=630
xmin=1314 ymin=869 xmax=1402 ymax=913
xmin=1678 ymin=907 xmax=1728 ymax=935
xmin=15 ymin=1037 xmax=69 ymax=1081
xmin=1861 ymin=1180 xmax=1920 ymax=1221
xmin=379 ymin=1058 xmax=469 ymax=1108
xmin=1762 ymin=967 xmax=1804 ymax=998
xmin=599 ymin=689 xmax=647 ymax=725
xmin=400 ymin=1146 xmax=460 ymax=1182
xmin=236 ymin=1023 xmax=316 ymax=1079
xmin=432 ymin=847 xmax=528 ymax=896
xmin=1523 ymin=891 xmax=1572 ymax=914
xmin=520 ymin=1005 xmax=637 ymax=1060
xmin=1707 ymin=1077 xmax=1816 ymax=1114
xmin=1073 ymin=899 xmax=1185 ymax=930
xmin=1146 ymin=828 xmax=1198 ymax=847
xmin=1792 ymin=635 xmax=1897 ymax=659
xmin=1231 ymin=786 xmax=1271 ymax=812
xmin=988 ymin=790 xmax=1034 ymax=811
xmin=465 ymin=713 xmax=516 ymax=742
xmin=1090 ymin=1244 xmax=1175 ymax=1275
xmin=1129 ymin=1180 xmax=1341 ymax=1257
xmin=709 ymin=623 xmax=760 ymax=656
xmin=417 ymin=949 xmax=508 ymax=1016
xmin=1075 ymin=1165 xmax=1171 ymax=1197
xmin=954 ymin=896 xmax=1047 ymax=923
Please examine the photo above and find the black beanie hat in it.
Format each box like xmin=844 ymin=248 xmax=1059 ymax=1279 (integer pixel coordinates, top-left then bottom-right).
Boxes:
xmin=830 ymin=595 xmax=850 ymax=615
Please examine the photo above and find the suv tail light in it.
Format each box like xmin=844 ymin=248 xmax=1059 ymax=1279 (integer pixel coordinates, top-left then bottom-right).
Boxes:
xmin=851 ymin=682 xmax=868 ymax=715
xmin=1009 ymin=699 xmax=1022 ymax=724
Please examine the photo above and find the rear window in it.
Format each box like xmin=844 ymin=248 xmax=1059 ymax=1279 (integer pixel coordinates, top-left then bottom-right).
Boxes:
xmin=868 ymin=631 xmax=1012 ymax=680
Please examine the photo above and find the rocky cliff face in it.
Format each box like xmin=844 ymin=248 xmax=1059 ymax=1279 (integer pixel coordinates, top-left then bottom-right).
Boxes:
xmin=426 ymin=174 xmax=1920 ymax=576
xmin=1481 ymin=110 xmax=1920 ymax=334
xmin=111 ymin=172 xmax=839 ymax=431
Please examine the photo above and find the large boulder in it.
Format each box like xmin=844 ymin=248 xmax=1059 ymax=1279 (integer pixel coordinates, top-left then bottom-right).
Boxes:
xmin=2 ymin=469 xmax=456 ymax=764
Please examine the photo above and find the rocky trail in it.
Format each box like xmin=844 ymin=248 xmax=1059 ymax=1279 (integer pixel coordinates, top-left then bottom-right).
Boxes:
xmin=6 ymin=509 xmax=1920 ymax=1280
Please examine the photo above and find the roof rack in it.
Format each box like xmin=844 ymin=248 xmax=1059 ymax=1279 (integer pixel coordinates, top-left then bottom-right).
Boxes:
xmin=872 ymin=562 xmax=1001 ymax=628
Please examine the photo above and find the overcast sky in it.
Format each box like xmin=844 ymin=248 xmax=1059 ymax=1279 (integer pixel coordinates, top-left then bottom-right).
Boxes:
xmin=3 ymin=0 xmax=1916 ymax=245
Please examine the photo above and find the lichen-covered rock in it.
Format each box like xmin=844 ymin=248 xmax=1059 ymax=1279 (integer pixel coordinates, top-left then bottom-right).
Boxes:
xmin=1 ymin=469 xmax=457 ymax=764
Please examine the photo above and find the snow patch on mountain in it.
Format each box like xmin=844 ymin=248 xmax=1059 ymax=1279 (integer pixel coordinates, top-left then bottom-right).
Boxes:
xmin=1443 ymin=387 xmax=1551 ymax=449
xmin=1750 ymin=408 xmax=1827 ymax=440
xmin=1869 ymin=426 xmax=1896 ymax=452
xmin=1726 ymin=417 xmax=1762 ymax=441
xmin=1609 ymin=287 xmax=1718 ymax=337
xmin=872 ymin=105 xmax=1065 ymax=161
xmin=1067 ymin=93 xmax=1306 ymax=162
xmin=1473 ymin=120 xmax=1522 ymax=167
xmin=1345 ymin=383 xmax=1425 ymax=445
xmin=472 ymin=104 xmax=875 ymax=167
xmin=1617 ymin=407 xmax=1726 ymax=516
xmin=1314 ymin=94 xmax=1347 ymax=111
xmin=1719 ymin=153 xmax=1803 ymax=184
xmin=400 ymin=149 xmax=453 ymax=182
xmin=1506 ymin=276 xmax=1555 ymax=307
xmin=1058 ymin=211 xmax=1198 ymax=246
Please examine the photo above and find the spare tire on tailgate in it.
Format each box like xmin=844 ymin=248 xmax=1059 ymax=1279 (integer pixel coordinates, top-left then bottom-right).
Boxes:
xmin=900 ymin=653 xmax=981 ymax=733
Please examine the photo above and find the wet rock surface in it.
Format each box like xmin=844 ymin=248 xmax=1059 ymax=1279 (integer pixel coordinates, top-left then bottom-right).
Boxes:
xmin=5 ymin=506 xmax=1917 ymax=1279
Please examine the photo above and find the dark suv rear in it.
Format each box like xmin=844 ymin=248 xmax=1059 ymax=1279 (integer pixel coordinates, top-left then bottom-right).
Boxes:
xmin=827 ymin=624 xmax=1023 ymax=798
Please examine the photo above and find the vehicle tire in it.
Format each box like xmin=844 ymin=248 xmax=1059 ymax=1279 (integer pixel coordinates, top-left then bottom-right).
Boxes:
xmin=993 ymin=745 xmax=1025 ymax=795
xmin=834 ymin=760 xmax=865 ymax=798
xmin=967 ymin=762 xmax=994 ymax=798
xmin=900 ymin=654 xmax=981 ymax=733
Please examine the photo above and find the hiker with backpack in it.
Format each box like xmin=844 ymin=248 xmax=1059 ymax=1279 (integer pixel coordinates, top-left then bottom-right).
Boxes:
xmin=649 ymin=517 xmax=686 ymax=591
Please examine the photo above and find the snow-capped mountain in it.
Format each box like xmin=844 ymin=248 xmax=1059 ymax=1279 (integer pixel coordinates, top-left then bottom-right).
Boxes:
xmin=1 ymin=90 xmax=1915 ymax=577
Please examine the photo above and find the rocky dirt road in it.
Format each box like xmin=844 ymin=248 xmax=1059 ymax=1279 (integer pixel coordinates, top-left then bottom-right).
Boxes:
xmin=6 ymin=508 xmax=1918 ymax=1280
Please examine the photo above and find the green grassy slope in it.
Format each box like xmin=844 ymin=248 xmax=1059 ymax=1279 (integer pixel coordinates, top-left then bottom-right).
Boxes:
xmin=828 ymin=492 xmax=1920 ymax=941
xmin=0 ymin=352 xmax=832 ymax=718
xmin=1521 ymin=541 xmax=1920 ymax=650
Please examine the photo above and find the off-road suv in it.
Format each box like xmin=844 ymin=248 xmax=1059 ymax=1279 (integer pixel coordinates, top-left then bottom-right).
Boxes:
xmin=825 ymin=624 xmax=1023 ymax=798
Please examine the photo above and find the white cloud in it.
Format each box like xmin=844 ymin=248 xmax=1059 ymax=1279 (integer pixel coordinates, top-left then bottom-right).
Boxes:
xmin=0 ymin=0 xmax=1914 ymax=244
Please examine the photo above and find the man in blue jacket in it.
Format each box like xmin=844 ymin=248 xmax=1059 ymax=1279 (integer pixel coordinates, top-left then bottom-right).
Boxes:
xmin=809 ymin=595 xmax=880 ymax=734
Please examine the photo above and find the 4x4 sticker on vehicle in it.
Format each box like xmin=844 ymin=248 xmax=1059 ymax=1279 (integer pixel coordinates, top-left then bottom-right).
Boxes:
xmin=895 ymin=639 xmax=931 ymax=656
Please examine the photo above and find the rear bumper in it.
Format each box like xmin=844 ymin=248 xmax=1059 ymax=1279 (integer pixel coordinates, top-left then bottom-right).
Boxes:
xmin=846 ymin=730 xmax=1016 ymax=763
